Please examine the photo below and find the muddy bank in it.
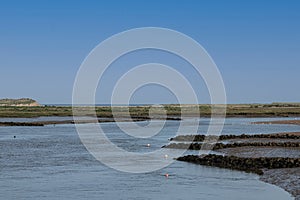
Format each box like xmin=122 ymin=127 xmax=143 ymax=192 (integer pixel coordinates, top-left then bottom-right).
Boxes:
xmin=217 ymin=144 xmax=300 ymax=199
xmin=170 ymin=132 xmax=300 ymax=199
xmin=253 ymin=120 xmax=300 ymax=125
xmin=164 ymin=141 xmax=300 ymax=150
xmin=0 ymin=119 xmax=128 ymax=126
xmin=261 ymin=168 xmax=300 ymax=200
xmin=0 ymin=122 xmax=44 ymax=126
xmin=218 ymin=146 xmax=300 ymax=158
xmin=177 ymin=154 xmax=300 ymax=199
xmin=0 ymin=117 xmax=181 ymax=126
xmin=177 ymin=154 xmax=300 ymax=175
xmin=170 ymin=133 xmax=300 ymax=142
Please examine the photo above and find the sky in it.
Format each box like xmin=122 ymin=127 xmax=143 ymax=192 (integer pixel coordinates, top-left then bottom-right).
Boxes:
xmin=0 ymin=0 xmax=299 ymax=104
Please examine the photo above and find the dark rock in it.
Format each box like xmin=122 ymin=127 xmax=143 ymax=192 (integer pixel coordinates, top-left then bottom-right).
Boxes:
xmin=170 ymin=133 xmax=300 ymax=142
xmin=177 ymin=154 xmax=300 ymax=175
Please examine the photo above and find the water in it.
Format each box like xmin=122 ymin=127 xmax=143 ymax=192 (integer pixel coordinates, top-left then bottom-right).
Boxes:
xmin=1 ymin=117 xmax=298 ymax=200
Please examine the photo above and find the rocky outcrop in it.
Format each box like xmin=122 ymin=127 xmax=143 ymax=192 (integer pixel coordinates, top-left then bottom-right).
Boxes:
xmin=164 ymin=141 xmax=300 ymax=150
xmin=170 ymin=133 xmax=300 ymax=142
xmin=177 ymin=154 xmax=300 ymax=175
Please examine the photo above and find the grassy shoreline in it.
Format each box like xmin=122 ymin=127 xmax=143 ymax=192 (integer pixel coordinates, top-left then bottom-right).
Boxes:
xmin=0 ymin=103 xmax=300 ymax=118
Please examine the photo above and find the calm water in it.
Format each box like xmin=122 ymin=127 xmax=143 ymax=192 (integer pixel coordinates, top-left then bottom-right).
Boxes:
xmin=1 ymin=117 xmax=299 ymax=200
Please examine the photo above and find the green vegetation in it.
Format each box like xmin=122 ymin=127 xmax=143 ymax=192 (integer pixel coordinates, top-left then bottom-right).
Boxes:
xmin=0 ymin=103 xmax=300 ymax=118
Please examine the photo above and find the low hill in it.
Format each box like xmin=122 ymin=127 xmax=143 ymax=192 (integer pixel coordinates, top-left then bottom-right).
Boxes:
xmin=0 ymin=98 xmax=40 ymax=107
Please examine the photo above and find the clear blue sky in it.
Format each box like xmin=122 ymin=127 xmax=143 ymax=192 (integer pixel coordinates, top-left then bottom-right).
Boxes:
xmin=1 ymin=0 xmax=299 ymax=104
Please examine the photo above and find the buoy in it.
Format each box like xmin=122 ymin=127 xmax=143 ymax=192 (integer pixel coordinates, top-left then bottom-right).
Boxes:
xmin=164 ymin=154 xmax=168 ymax=159
xmin=13 ymin=136 xmax=16 ymax=138
xmin=165 ymin=173 xmax=169 ymax=178
xmin=146 ymin=144 xmax=151 ymax=147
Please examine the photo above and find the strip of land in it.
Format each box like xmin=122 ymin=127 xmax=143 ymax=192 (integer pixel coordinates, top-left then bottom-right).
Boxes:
xmin=0 ymin=117 xmax=182 ymax=126
xmin=165 ymin=141 xmax=300 ymax=150
xmin=1 ymin=103 xmax=300 ymax=118
xmin=170 ymin=133 xmax=300 ymax=142
xmin=253 ymin=120 xmax=300 ymax=125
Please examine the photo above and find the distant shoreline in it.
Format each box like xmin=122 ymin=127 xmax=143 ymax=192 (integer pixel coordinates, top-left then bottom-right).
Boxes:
xmin=1 ymin=103 xmax=300 ymax=118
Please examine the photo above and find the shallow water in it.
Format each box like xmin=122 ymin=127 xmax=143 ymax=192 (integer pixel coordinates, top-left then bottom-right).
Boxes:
xmin=1 ymin=117 xmax=298 ymax=200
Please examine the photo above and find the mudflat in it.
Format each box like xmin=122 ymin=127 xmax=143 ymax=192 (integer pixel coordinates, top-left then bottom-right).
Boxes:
xmin=173 ymin=132 xmax=300 ymax=199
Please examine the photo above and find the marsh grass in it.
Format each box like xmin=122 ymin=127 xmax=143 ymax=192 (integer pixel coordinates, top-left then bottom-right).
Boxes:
xmin=0 ymin=103 xmax=300 ymax=118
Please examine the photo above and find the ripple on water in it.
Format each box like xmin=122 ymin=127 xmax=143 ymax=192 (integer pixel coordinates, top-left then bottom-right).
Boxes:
xmin=0 ymin=117 xmax=296 ymax=199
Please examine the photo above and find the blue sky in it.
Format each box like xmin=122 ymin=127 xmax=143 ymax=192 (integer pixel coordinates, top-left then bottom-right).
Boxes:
xmin=0 ymin=0 xmax=299 ymax=104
